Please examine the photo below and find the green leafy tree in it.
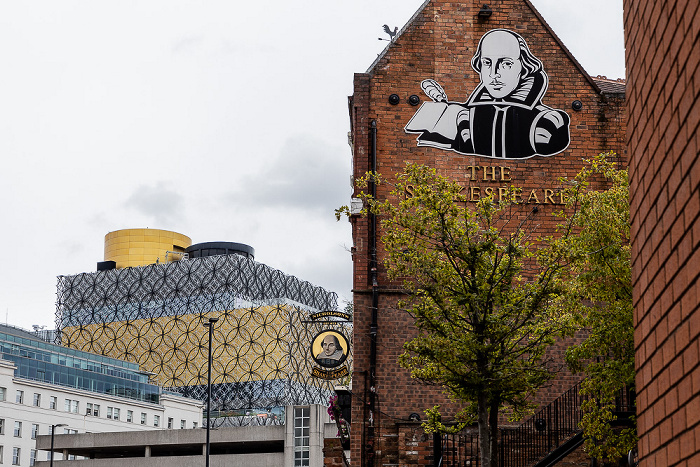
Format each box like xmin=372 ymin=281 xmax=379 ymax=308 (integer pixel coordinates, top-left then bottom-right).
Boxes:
xmin=551 ymin=153 xmax=635 ymax=460
xmin=356 ymin=164 xmax=573 ymax=467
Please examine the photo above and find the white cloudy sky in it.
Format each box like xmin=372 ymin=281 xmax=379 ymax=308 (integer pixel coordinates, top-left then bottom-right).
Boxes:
xmin=0 ymin=1 xmax=624 ymax=330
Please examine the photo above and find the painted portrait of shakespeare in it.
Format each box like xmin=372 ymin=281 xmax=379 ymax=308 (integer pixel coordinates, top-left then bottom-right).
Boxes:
xmin=405 ymin=29 xmax=570 ymax=159
xmin=313 ymin=331 xmax=348 ymax=368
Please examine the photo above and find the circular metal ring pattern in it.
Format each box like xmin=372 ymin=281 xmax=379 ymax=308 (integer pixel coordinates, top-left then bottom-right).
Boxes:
xmin=56 ymin=255 xmax=350 ymax=425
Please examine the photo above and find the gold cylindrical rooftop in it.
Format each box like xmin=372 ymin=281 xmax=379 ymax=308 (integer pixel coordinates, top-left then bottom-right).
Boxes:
xmin=104 ymin=228 xmax=192 ymax=269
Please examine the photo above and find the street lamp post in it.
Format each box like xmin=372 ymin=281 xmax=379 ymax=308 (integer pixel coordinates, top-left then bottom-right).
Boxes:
xmin=50 ymin=423 xmax=67 ymax=467
xmin=203 ymin=317 xmax=219 ymax=467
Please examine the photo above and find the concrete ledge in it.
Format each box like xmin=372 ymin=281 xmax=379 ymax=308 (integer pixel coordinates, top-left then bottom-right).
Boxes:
xmin=35 ymin=452 xmax=284 ymax=467
xmin=36 ymin=425 xmax=285 ymax=451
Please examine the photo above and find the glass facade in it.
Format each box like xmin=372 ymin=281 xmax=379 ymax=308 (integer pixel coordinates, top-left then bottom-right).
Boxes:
xmin=0 ymin=328 xmax=160 ymax=403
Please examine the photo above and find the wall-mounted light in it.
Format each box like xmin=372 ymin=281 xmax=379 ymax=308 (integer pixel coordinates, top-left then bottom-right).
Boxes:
xmin=572 ymin=100 xmax=583 ymax=111
xmin=534 ymin=419 xmax=547 ymax=432
xmin=408 ymin=95 xmax=421 ymax=106
xmin=389 ymin=94 xmax=400 ymax=105
xmin=350 ymin=198 xmax=363 ymax=215
xmin=408 ymin=412 xmax=421 ymax=422
xmin=478 ymin=5 xmax=493 ymax=19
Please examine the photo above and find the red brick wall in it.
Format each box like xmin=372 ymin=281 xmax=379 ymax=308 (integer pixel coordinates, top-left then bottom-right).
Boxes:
xmin=349 ymin=1 xmax=626 ymax=464
xmin=323 ymin=438 xmax=347 ymax=467
xmin=624 ymin=0 xmax=700 ymax=465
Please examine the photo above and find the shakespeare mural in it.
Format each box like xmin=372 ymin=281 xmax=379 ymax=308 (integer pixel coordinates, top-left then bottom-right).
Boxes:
xmin=405 ymin=29 xmax=570 ymax=159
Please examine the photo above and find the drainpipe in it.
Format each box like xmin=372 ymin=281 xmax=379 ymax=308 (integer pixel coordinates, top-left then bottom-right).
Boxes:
xmin=366 ymin=120 xmax=379 ymax=466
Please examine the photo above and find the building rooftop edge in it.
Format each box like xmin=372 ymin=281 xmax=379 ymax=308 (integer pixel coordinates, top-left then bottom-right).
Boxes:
xmin=364 ymin=0 xmax=622 ymax=97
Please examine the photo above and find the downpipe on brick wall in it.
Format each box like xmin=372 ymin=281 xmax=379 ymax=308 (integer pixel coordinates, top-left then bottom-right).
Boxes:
xmin=366 ymin=119 xmax=379 ymax=466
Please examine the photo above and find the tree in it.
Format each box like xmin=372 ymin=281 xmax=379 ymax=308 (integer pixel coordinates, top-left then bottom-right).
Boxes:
xmin=356 ymin=164 xmax=573 ymax=467
xmin=550 ymin=153 xmax=635 ymax=460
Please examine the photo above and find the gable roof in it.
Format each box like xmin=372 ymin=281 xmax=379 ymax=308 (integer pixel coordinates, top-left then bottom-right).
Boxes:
xmin=592 ymin=76 xmax=626 ymax=94
xmin=366 ymin=0 xmax=608 ymax=95
xmin=366 ymin=0 xmax=431 ymax=73
xmin=522 ymin=0 xmax=603 ymax=94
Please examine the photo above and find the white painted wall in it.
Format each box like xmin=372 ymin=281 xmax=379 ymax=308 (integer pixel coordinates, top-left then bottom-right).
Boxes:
xmin=0 ymin=359 xmax=203 ymax=467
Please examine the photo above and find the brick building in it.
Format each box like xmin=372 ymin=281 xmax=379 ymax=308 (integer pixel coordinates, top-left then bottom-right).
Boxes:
xmin=346 ymin=1 xmax=626 ymax=465
xmin=624 ymin=0 xmax=700 ymax=466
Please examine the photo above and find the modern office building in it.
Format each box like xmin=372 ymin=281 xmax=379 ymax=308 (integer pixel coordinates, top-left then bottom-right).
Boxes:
xmin=55 ymin=229 xmax=352 ymax=466
xmin=0 ymin=324 xmax=203 ymax=467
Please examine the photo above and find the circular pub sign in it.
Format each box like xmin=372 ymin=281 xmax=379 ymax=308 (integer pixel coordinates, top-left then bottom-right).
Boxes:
xmin=311 ymin=330 xmax=349 ymax=368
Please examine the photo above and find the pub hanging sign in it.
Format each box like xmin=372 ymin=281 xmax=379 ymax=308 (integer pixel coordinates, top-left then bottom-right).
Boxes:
xmin=310 ymin=329 xmax=350 ymax=380
xmin=308 ymin=305 xmax=352 ymax=382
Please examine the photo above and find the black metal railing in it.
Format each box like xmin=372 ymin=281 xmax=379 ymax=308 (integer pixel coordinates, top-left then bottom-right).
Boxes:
xmin=438 ymin=382 xmax=635 ymax=467
xmin=439 ymin=429 xmax=480 ymax=467
xmin=500 ymin=382 xmax=585 ymax=467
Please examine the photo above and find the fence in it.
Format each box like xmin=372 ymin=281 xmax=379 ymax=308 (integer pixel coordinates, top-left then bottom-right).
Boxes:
xmin=439 ymin=382 xmax=635 ymax=467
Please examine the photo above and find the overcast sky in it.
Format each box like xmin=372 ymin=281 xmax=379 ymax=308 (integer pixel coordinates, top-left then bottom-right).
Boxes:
xmin=0 ymin=0 xmax=624 ymax=330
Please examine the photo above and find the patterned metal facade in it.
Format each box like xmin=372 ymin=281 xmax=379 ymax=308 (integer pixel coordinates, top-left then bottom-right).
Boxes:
xmin=56 ymin=254 xmax=350 ymax=424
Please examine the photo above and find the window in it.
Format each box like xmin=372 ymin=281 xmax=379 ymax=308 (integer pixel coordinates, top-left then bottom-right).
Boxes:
xmin=31 ymin=424 xmax=38 ymax=439
xmin=180 ymin=420 xmax=186 ymax=429
xmin=13 ymin=421 xmax=22 ymax=437
xmin=0 ymin=418 xmax=5 ymax=435
xmin=15 ymin=390 xmax=23 ymax=404
xmin=106 ymin=406 xmax=121 ymax=420
xmin=193 ymin=422 xmax=198 ymax=429
xmin=49 ymin=396 xmax=57 ymax=410
xmin=30 ymin=449 xmax=36 ymax=466
xmin=127 ymin=410 xmax=133 ymax=423
xmin=12 ymin=447 xmax=20 ymax=465
xmin=0 ymin=446 xmax=3 ymax=464
xmin=154 ymin=415 xmax=160 ymax=427
xmin=293 ymin=407 xmax=310 ymax=467
xmin=141 ymin=413 xmax=147 ymax=425
xmin=65 ymin=399 xmax=78 ymax=413
xmin=167 ymin=417 xmax=173 ymax=429
xmin=33 ymin=393 xmax=41 ymax=407
xmin=86 ymin=403 xmax=100 ymax=417
xmin=0 ymin=386 xmax=6 ymax=401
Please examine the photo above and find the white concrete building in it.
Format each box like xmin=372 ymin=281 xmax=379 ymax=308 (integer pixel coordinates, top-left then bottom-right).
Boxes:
xmin=0 ymin=324 xmax=203 ymax=467
xmin=34 ymin=405 xmax=335 ymax=467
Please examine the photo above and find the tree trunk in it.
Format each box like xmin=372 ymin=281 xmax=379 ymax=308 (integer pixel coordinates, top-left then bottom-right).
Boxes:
xmin=489 ymin=397 xmax=500 ymax=467
xmin=478 ymin=392 xmax=491 ymax=467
